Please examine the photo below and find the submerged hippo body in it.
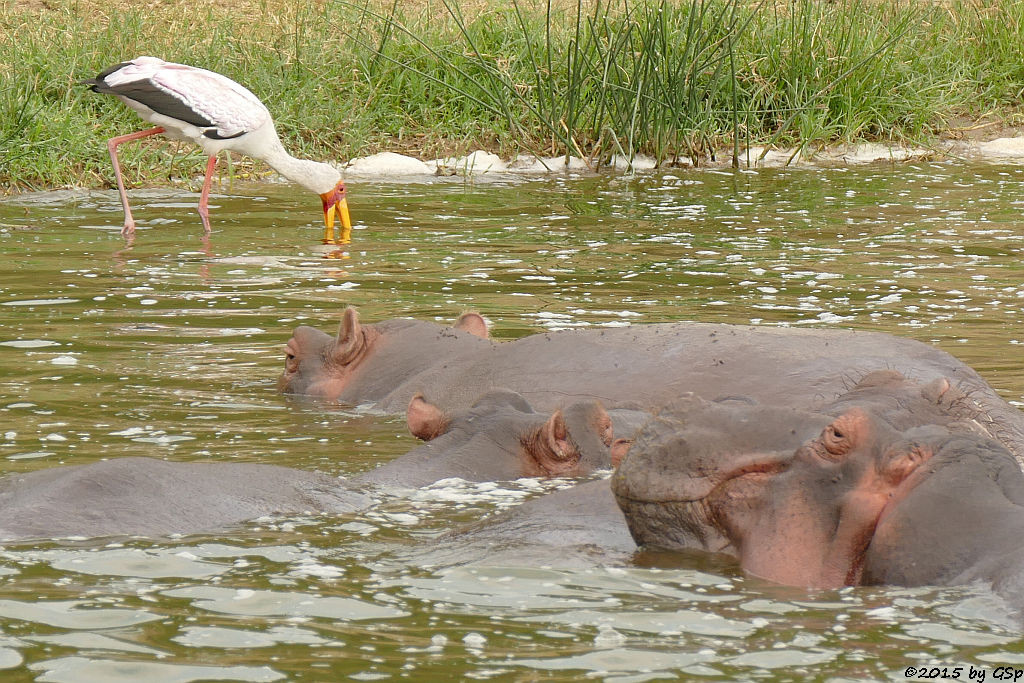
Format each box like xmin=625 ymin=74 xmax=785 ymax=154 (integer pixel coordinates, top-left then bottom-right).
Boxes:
xmin=420 ymin=478 xmax=636 ymax=568
xmin=0 ymin=391 xmax=621 ymax=542
xmin=612 ymin=371 xmax=1024 ymax=597
xmin=0 ymin=457 xmax=368 ymax=541
xmin=279 ymin=309 xmax=1024 ymax=458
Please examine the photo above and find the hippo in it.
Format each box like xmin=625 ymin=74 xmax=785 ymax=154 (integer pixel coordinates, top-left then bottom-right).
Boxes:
xmin=0 ymin=390 xmax=623 ymax=542
xmin=862 ymin=428 xmax=1024 ymax=621
xmin=278 ymin=309 xmax=1024 ymax=459
xmin=611 ymin=370 xmax=1024 ymax=603
xmin=353 ymin=389 xmax=642 ymax=488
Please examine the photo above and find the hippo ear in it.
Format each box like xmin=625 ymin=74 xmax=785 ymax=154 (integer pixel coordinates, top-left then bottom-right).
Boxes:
xmin=526 ymin=410 xmax=580 ymax=476
xmin=407 ymin=394 xmax=449 ymax=441
xmin=454 ymin=312 xmax=488 ymax=339
xmin=333 ymin=306 xmax=366 ymax=365
xmin=920 ymin=377 xmax=952 ymax=403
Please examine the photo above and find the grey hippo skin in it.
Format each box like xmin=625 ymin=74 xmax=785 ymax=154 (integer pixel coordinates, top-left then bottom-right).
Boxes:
xmin=418 ymin=478 xmax=637 ymax=568
xmin=862 ymin=427 xmax=1024 ymax=622
xmin=0 ymin=391 xmax=624 ymax=542
xmin=612 ymin=370 xmax=1024 ymax=610
xmin=277 ymin=308 xmax=1024 ymax=457
xmin=352 ymin=389 xmax=639 ymax=488
xmin=0 ymin=458 xmax=367 ymax=541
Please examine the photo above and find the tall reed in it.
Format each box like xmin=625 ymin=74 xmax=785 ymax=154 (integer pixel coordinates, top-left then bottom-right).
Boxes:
xmin=354 ymin=0 xmax=759 ymax=168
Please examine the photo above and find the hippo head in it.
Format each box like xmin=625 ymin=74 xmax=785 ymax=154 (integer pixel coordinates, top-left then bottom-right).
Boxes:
xmin=406 ymin=389 xmax=615 ymax=478
xmin=277 ymin=307 xmax=489 ymax=400
xmin=863 ymin=428 xmax=1024 ymax=590
xmin=611 ymin=372 xmax=984 ymax=589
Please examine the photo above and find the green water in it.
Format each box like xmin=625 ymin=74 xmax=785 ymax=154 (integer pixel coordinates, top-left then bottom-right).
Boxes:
xmin=1 ymin=163 xmax=1024 ymax=680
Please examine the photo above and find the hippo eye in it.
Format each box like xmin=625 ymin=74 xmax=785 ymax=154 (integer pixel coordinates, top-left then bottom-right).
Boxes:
xmin=283 ymin=347 xmax=298 ymax=372
xmin=822 ymin=425 xmax=848 ymax=457
xmin=818 ymin=412 xmax=863 ymax=460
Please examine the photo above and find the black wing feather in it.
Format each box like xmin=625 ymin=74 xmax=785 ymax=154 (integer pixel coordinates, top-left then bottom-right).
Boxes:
xmin=95 ymin=61 xmax=135 ymax=82
xmin=111 ymin=83 xmax=215 ymax=128
xmin=85 ymin=64 xmax=216 ymax=129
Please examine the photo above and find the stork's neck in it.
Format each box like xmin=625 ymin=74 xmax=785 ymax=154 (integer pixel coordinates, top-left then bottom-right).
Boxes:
xmin=257 ymin=133 xmax=342 ymax=195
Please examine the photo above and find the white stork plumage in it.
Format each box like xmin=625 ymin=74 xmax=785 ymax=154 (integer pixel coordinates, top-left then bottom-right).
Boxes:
xmin=83 ymin=56 xmax=352 ymax=243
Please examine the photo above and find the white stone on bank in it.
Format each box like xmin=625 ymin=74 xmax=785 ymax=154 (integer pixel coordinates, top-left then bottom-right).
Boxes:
xmin=607 ymin=154 xmax=659 ymax=171
xmin=813 ymin=142 xmax=933 ymax=165
xmin=741 ymin=147 xmax=803 ymax=167
xmin=975 ymin=137 xmax=1024 ymax=160
xmin=343 ymin=151 xmax=435 ymax=176
xmin=339 ymin=148 xmax=664 ymax=178
xmin=429 ymin=150 xmax=507 ymax=174
xmin=292 ymin=136 xmax=1024 ymax=182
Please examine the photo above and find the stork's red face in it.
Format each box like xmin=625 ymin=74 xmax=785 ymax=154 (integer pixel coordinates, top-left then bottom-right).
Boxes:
xmin=319 ymin=180 xmax=352 ymax=244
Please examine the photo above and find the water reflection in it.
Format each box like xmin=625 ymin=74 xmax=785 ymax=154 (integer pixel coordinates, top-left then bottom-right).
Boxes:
xmin=1 ymin=163 xmax=1024 ymax=677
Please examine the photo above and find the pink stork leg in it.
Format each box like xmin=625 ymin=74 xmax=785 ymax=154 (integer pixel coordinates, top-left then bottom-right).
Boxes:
xmin=106 ymin=126 xmax=165 ymax=236
xmin=197 ymin=154 xmax=218 ymax=234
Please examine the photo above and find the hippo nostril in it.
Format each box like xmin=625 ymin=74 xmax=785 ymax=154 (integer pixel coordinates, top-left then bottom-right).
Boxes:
xmin=880 ymin=443 xmax=933 ymax=485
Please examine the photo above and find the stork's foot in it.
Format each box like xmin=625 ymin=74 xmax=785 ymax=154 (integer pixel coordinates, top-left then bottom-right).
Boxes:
xmin=198 ymin=209 xmax=212 ymax=235
xmin=120 ymin=226 xmax=136 ymax=249
xmin=120 ymin=221 xmax=136 ymax=237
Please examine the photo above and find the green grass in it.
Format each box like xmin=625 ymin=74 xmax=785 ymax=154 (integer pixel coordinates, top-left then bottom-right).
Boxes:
xmin=1 ymin=0 xmax=1023 ymax=191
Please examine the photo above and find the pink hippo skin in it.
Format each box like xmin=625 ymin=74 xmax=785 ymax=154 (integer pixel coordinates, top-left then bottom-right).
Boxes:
xmin=611 ymin=371 xmax=1024 ymax=599
xmin=278 ymin=308 xmax=1024 ymax=458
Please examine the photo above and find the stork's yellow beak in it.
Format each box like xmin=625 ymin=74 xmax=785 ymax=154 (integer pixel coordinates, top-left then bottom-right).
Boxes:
xmin=320 ymin=183 xmax=352 ymax=245
xmin=336 ymin=197 xmax=352 ymax=236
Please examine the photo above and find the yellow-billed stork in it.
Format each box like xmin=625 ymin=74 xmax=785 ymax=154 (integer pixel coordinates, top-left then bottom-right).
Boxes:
xmin=83 ymin=56 xmax=352 ymax=244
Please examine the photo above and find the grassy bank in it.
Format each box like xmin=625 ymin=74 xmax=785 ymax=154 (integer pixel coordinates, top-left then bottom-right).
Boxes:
xmin=1 ymin=0 xmax=1023 ymax=192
